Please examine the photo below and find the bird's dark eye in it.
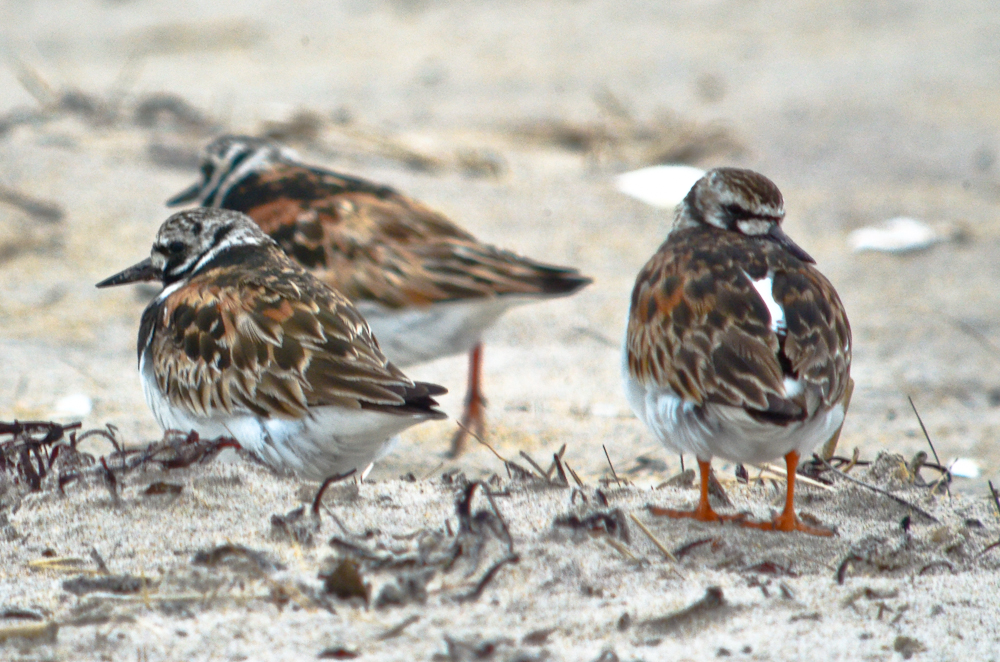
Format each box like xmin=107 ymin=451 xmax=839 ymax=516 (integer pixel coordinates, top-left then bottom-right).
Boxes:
xmin=168 ymin=241 xmax=185 ymax=255
xmin=722 ymin=203 xmax=753 ymax=221
xmin=200 ymin=163 xmax=213 ymax=180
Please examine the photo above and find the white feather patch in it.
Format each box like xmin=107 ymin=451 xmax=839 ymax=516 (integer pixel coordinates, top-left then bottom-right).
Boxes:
xmin=746 ymin=271 xmax=786 ymax=334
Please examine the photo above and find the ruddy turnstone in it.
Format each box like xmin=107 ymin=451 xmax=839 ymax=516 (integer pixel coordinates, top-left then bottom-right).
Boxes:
xmin=622 ymin=168 xmax=851 ymax=535
xmin=96 ymin=208 xmax=447 ymax=480
xmin=167 ymin=135 xmax=592 ymax=455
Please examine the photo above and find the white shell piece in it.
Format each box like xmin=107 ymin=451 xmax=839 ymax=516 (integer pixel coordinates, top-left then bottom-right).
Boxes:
xmin=847 ymin=217 xmax=941 ymax=254
xmin=54 ymin=393 xmax=93 ymax=418
xmin=614 ymin=165 xmax=706 ymax=209
xmin=949 ymin=457 xmax=981 ymax=478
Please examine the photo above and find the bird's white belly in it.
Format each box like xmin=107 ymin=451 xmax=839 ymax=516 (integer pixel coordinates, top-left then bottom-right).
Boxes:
xmin=356 ymin=297 xmax=528 ymax=367
xmin=620 ymin=346 xmax=843 ymax=464
xmin=140 ymin=355 xmax=419 ymax=480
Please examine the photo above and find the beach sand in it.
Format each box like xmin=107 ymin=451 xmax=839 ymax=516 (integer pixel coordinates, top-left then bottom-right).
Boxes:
xmin=1 ymin=1 xmax=999 ymax=659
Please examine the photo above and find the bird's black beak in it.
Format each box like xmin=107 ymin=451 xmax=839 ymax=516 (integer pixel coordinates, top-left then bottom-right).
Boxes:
xmin=767 ymin=224 xmax=815 ymax=264
xmin=96 ymin=258 xmax=161 ymax=288
xmin=165 ymin=181 xmax=203 ymax=206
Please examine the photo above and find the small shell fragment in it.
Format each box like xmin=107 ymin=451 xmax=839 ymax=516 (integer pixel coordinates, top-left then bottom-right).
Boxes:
xmin=54 ymin=393 xmax=92 ymax=418
xmin=614 ymin=165 xmax=706 ymax=209
xmin=847 ymin=217 xmax=942 ymax=254
xmin=949 ymin=458 xmax=980 ymax=479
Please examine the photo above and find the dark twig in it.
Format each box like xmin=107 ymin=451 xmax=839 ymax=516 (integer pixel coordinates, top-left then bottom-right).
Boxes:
xmin=564 ymin=460 xmax=585 ymax=488
xmin=89 ymin=546 xmax=110 ymax=575
xmin=603 ymin=445 xmax=621 ymax=486
xmin=481 ymin=485 xmax=514 ymax=552
xmin=988 ymin=480 xmax=1000 ymax=522
xmin=980 ymin=481 xmax=1000 ymax=557
xmin=918 ymin=561 xmax=955 ymax=575
xmin=907 ymin=396 xmax=949 ymax=497
xmin=519 ymin=451 xmax=551 ymax=483
xmin=673 ymin=537 xmax=719 ymax=560
xmin=99 ymin=457 xmax=121 ymax=507
xmin=836 ymin=554 xmax=863 ymax=585
xmin=377 ymin=614 xmax=421 ymax=640
xmin=545 ymin=444 xmax=567 ymax=480
xmin=552 ymin=452 xmax=570 ymax=486
xmin=75 ymin=426 xmax=122 ymax=454
xmin=814 ymin=456 xmax=938 ymax=523
xmin=455 ymin=553 xmax=520 ymax=603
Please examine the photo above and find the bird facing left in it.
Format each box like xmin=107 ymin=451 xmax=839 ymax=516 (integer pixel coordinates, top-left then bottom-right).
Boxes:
xmin=96 ymin=208 xmax=447 ymax=480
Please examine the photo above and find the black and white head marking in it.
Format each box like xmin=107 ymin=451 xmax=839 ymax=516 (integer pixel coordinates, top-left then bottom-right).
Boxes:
xmin=167 ymin=135 xmax=300 ymax=207
xmin=151 ymin=208 xmax=273 ymax=285
xmin=674 ymin=168 xmax=814 ymax=263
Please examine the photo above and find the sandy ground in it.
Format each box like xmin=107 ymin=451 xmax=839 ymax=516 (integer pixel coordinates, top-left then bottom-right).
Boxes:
xmin=1 ymin=0 xmax=1000 ymax=659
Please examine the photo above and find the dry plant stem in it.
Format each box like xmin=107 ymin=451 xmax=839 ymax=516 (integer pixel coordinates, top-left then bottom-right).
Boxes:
xmin=563 ymin=460 xmax=585 ymax=488
xmin=604 ymin=537 xmax=637 ymax=561
xmin=603 ymin=445 xmax=621 ymax=486
xmin=552 ymin=452 xmax=570 ymax=485
xmin=815 ymin=456 xmax=939 ymax=523
xmin=545 ymin=444 xmax=567 ymax=480
xmin=449 ymin=342 xmax=486 ymax=458
xmin=981 ymin=480 xmax=1000 ymax=556
xmin=0 ymin=621 xmax=57 ymax=642
xmin=908 ymin=395 xmax=950 ymax=498
xmin=377 ymin=615 xmax=421 ymax=641
xmin=754 ymin=463 xmax=835 ymax=491
xmin=519 ymin=451 xmax=551 ymax=482
xmin=628 ymin=514 xmax=685 ymax=579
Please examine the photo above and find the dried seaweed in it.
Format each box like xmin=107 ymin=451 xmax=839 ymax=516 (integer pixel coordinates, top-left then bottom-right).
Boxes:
xmin=554 ymin=508 xmax=630 ymax=543
xmin=134 ymin=93 xmax=215 ymax=132
xmin=512 ymin=93 xmax=743 ymax=169
xmin=319 ymin=558 xmax=369 ymax=603
xmin=324 ymin=481 xmax=517 ymax=604
xmin=640 ymin=586 xmax=731 ymax=635
xmin=191 ymin=544 xmax=285 ymax=573
xmin=0 ymin=420 xmax=82 ymax=491
xmin=62 ymin=575 xmax=153 ymax=596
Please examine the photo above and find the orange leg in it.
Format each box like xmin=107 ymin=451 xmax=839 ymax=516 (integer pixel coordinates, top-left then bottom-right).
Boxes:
xmin=449 ymin=342 xmax=486 ymax=458
xmin=649 ymin=459 xmax=744 ymax=523
xmin=741 ymin=451 xmax=833 ymax=536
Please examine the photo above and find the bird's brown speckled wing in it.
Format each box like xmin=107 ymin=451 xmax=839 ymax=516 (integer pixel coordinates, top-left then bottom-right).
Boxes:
xmin=625 ymin=227 xmax=851 ymax=420
xmin=140 ymin=246 xmax=446 ymax=420
xmin=217 ymin=163 xmax=591 ymax=308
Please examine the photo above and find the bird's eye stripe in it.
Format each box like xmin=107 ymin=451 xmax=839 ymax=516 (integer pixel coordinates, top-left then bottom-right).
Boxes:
xmin=212 ymin=224 xmax=235 ymax=247
xmin=723 ymin=203 xmax=754 ymax=221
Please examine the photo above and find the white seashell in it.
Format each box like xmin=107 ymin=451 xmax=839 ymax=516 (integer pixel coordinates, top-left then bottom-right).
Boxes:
xmin=614 ymin=165 xmax=706 ymax=209
xmin=591 ymin=402 xmax=623 ymax=418
xmin=949 ymin=457 xmax=980 ymax=479
xmin=847 ymin=217 xmax=942 ymax=254
xmin=54 ymin=393 xmax=92 ymax=418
